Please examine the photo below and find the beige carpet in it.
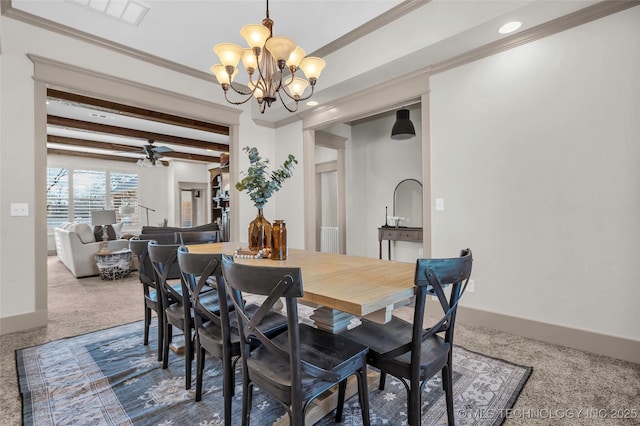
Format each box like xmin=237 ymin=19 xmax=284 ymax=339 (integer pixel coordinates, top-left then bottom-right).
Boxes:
xmin=1 ymin=256 xmax=639 ymax=425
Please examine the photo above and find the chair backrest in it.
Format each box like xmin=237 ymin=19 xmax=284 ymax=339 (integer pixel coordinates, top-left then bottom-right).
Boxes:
xmin=404 ymin=249 xmax=473 ymax=365
xmin=177 ymin=247 xmax=228 ymax=329
xmin=147 ymin=241 xmax=182 ymax=308
xmin=222 ymin=254 xmax=316 ymax=392
xmin=176 ymin=230 xmax=221 ymax=245
xmin=129 ymin=238 xmax=155 ymax=294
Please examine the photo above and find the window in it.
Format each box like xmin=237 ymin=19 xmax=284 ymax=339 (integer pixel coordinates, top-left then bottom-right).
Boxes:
xmin=46 ymin=167 xmax=138 ymax=228
xmin=47 ymin=168 xmax=69 ymax=227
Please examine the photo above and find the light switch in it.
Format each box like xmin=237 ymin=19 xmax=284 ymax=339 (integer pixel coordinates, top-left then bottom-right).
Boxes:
xmin=435 ymin=198 xmax=444 ymax=211
xmin=10 ymin=203 xmax=29 ymax=217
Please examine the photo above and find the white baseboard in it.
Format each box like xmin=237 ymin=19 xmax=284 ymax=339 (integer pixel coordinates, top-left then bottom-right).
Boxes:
xmin=0 ymin=310 xmax=48 ymax=335
xmin=456 ymin=305 xmax=640 ymax=364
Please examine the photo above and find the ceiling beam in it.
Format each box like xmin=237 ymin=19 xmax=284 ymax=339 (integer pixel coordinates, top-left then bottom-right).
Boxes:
xmin=47 ymin=88 xmax=229 ymax=135
xmin=47 ymin=135 xmax=220 ymax=163
xmin=48 ymin=148 xmax=138 ymax=163
xmin=47 ymin=115 xmax=229 ymax=151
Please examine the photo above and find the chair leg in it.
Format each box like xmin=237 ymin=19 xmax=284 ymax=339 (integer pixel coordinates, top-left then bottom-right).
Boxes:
xmin=144 ymin=306 xmax=151 ymax=345
xmin=157 ymin=310 xmax=164 ymax=362
xmin=184 ymin=330 xmax=192 ymax=389
xmin=379 ymin=371 xmax=387 ymax=390
xmin=335 ymin=380 xmax=347 ymax=422
xmin=223 ymin=352 xmax=234 ymax=426
xmin=357 ymin=368 xmax=371 ymax=425
xmin=242 ymin=382 xmax=253 ymax=426
xmin=408 ymin=384 xmax=421 ymax=426
xmin=443 ymin=365 xmax=455 ymax=426
xmin=195 ymin=342 xmax=204 ymax=402
xmin=163 ymin=323 xmax=172 ymax=369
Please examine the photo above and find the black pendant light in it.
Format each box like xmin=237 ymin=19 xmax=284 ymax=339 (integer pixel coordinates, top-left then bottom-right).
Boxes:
xmin=391 ymin=108 xmax=416 ymax=140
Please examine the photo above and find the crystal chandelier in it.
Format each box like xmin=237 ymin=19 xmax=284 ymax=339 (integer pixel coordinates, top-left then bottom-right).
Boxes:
xmin=211 ymin=0 xmax=326 ymax=114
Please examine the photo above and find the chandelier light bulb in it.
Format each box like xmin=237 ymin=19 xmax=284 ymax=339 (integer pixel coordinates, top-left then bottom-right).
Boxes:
xmin=299 ymin=57 xmax=326 ymax=80
xmin=211 ymin=64 xmax=237 ymax=85
xmin=289 ymin=78 xmax=310 ymax=98
xmin=241 ymin=48 xmax=258 ymax=72
xmin=286 ymin=46 xmax=305 ymax=69
xmin=265 ymin=36 xmax=296 ymax=62
xmin=240 ymin=23 xmax=270 ymax=48
xmin=213 ymin=43 xmax=243 ymax=68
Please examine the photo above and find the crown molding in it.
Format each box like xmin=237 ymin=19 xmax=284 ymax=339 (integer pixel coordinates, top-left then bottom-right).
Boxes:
xmin=311 ymin=0 xmax=429 ymax=58
xmin=2 ymin=1 xmax=214 ymax=82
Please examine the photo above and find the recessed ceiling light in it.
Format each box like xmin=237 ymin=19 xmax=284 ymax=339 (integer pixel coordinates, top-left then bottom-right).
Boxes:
xmin=306 ymin=101 xmax=319 ymax=107
xmin=498 ymin=21 xmax=522 ymax=34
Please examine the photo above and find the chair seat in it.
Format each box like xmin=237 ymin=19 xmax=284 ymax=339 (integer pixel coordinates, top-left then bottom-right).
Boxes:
xmin=344 ymin=317 xmax=451 ymax=382
xmin=198 ymin=321 xmax=242 ymax=359
xmin=248 ymin=323 xmax=368 ymax=404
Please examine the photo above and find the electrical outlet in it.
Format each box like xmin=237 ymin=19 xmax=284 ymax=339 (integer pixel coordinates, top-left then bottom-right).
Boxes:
xmin=467 ymin=279 xmax=475 ymax=293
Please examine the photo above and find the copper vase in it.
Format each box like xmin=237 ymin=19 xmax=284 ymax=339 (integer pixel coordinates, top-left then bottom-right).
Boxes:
xmin=270 ymin=220 xmax=287 ymax=260
xmin=248 ymin=209 xmax=272 ymax=252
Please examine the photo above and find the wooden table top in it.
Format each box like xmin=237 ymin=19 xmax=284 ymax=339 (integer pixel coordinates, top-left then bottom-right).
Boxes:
xmin=186 ymin=242 xmax=416 ymax=317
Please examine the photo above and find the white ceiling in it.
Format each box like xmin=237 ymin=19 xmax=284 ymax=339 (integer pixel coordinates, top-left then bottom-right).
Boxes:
xmin=7 ymin=0 xmax=610 ymax=163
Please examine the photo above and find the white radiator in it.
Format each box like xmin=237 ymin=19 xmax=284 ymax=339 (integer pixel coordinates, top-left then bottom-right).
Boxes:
xmin=320 ymin=226 xmax=339 ymax=253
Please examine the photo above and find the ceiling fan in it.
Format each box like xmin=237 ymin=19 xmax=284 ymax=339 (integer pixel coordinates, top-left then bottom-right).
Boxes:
xmin=137 ymin=140 xmax=173 ymax=167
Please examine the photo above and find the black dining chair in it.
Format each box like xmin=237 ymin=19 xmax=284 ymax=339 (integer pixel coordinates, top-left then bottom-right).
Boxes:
xmin=337 ymin=248 xmax=473 ymax=426
xmin=177 ymin=247 xmax=287 ymax=425
xmin=221 ymin=254 xmax=371 ymax=426
xmin=129 ymin=237 xmax=183 ymax=361
xmin=148 ymin=241 xmax=219 ymax=389
xmin=176 ymin=229 xmax=221 ymax=245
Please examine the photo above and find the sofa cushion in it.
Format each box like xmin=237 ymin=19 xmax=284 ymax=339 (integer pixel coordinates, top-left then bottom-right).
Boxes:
xmin=70 ymin=223 xmax=96 ymax=243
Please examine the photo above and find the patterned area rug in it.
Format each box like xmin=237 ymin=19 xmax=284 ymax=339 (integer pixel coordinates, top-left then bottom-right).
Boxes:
xmin=16 ymin=320 xmax=531 ymax=425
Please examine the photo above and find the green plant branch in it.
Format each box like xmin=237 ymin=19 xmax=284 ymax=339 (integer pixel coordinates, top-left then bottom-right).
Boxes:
xmin=235 ymin=147 xmax=297 ymax=209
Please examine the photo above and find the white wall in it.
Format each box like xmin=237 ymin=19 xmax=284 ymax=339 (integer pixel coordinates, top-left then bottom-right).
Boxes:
xmin=347 ymin=106 xmax=423 ymax=262
xmin=430 ymin=8 xmax=640 ymax=341
xmin=274 ymin=121 xmax=306 ymax=249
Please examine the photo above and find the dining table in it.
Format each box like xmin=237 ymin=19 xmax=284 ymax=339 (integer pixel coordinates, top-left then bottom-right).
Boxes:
xmin=186 ymin=241 xmax=417 ymax=425
xmin=186 ymin=242 xmax=416 ymax=332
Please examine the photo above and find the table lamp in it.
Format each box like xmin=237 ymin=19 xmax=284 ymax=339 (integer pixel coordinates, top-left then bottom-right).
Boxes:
xmin=92 ymin=209 xmax=117 ymax=254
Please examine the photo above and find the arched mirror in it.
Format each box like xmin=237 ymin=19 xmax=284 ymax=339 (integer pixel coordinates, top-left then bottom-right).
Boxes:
xmin=393 ymin=178 xmax=423 ymax=228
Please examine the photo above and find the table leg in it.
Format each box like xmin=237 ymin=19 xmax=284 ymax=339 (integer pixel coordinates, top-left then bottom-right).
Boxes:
xmin=309 ymin=306 xmax=354 ymax=334
xmin=387 ymin=240 xmax=391 ymax=260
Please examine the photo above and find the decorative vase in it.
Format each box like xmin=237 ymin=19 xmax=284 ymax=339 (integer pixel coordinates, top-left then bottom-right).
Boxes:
xmin=271 ymin=220 xmax=287 ymax=260
xmin=248 ymin=208 xmax=272 ymax=252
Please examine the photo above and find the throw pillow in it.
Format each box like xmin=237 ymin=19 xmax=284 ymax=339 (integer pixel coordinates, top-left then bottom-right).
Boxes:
xmin=111 ymin=222 xmax=124 ymax=237
xmin=93 ymin=225 xmax=118 ymax=241
xmin=72 ymin=223 xmax=96 ymax=244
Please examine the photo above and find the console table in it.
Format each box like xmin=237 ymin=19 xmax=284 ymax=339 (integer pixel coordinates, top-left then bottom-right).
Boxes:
xmin=378 ymin=226 xmax=423 ymax=260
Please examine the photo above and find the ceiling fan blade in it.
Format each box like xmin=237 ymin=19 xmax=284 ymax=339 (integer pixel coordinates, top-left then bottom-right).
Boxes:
xmin=153 ymin=145 xmax=174 ymax=154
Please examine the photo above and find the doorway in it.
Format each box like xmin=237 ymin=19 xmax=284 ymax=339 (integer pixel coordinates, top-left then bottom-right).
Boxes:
xmin=178 ymin=182 xmax=208 ymax=228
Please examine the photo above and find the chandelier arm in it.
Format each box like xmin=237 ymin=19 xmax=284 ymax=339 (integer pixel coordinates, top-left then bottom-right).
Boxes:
xmin=222 ymin=89 xmax=254 ymax=106
xmin=227 ymin=82 xmax=254 ymax=97
xmin=276 ymin=89 xmax=299 ymax=113
xmin=280 ymin=83 xmax=316 ymax=103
